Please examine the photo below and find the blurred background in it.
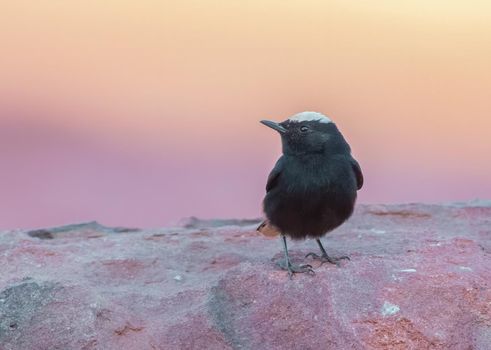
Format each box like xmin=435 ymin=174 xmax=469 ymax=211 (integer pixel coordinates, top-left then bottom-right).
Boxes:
xmin=1 ymin=1 xmax=490 ymax=229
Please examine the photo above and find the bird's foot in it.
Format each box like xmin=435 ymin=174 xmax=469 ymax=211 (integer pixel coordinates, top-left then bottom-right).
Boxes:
xmin=277 ymin=260 xmax=315 ymax=279
xmin=305 ymin=252 xmax=350 ymax=267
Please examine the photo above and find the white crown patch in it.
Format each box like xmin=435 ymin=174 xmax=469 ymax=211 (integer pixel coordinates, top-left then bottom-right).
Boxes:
xmin=288 ymin=111 xmax=332 ymax=124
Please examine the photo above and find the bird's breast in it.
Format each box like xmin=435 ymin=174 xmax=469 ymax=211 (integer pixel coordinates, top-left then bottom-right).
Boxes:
xmin=281 ymin=155 xmax=354 ymax=194
xmin=263 ymin=154 xmax=358 ymax=238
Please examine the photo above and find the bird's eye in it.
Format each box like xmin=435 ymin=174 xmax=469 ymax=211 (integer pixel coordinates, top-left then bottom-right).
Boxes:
xmin=300 ymin=126 xmax=309 ymax=132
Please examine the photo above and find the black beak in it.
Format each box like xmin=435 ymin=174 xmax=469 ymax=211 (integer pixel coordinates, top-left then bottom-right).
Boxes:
xmin=260 ymin=120 xmax=287 ymax=134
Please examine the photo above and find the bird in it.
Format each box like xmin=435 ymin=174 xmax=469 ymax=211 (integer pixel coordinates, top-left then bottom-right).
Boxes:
xmin=257 ymin=111 xmax=363 ymax=278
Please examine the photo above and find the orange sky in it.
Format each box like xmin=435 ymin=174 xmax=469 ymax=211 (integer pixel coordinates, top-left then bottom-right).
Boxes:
xmin=1 ymin=1 xmax=490 ymax=228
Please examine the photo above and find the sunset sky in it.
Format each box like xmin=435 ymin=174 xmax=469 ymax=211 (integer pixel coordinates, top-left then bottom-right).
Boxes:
xmin=1 ymin=1 xmax=490 ymax=229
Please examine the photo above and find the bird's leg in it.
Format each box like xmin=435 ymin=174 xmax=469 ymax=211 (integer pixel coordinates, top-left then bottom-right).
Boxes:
xmin=306 ymin=239 xmax=350 ymax=266
xmin=277 ymin=235 xmax=314 ymax=278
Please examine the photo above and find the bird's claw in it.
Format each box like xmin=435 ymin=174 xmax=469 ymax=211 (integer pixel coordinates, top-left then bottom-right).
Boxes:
xmin=277 ymin=260 xmax=315 ymax=279
xmin=305 ymin=252 xmax=350 ymax=267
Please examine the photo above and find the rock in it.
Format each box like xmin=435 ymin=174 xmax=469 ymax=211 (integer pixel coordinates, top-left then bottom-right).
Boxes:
xmin=0 ymin=280 xmax=57 ymax=342
xmin=26 ymin=221 xmax=140 ymax=240
xmin=1 ymin=203 xmax=491 ymax=349
xmin=179 ymin=217 xmax=261 ymax=229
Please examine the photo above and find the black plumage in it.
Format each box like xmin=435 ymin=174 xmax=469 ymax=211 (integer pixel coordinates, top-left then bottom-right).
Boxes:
xmin=258 ymin=111 xmax=363 ymax=277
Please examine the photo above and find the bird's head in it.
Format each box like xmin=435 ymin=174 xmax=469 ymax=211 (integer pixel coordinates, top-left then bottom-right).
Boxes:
xmin=261 ymin=111 xmax=349 ymax=155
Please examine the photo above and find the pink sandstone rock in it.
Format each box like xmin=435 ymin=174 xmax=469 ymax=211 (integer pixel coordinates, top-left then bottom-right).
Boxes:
xmin=1 ymin=202 xmax=491 ymax=349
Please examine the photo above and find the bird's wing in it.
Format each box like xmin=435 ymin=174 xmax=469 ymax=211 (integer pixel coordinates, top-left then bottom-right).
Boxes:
xmin=258 ymin=158 xmax=284 ymax=238
xmin=266 ymin=157 xmax=284 ymax=192
xmin=351 ymin=158 xmax=364 ymax=190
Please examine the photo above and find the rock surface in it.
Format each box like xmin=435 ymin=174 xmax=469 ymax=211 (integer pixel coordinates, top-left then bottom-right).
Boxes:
xmin=1 ymin=203 xmax=491 ymax=349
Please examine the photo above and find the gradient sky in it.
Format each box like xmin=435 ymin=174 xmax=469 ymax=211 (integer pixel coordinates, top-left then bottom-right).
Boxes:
xmin=1 ymin=1 xmax=490 ymax=229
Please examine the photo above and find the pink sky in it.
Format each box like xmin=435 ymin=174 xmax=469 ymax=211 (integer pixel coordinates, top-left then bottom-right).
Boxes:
xmin=1 ymin=1 xmax=490 ymax=229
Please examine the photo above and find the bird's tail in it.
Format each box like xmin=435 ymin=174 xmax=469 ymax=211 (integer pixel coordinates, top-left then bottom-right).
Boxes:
xmin=257 ymin=220 xmax=281 ymax=237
